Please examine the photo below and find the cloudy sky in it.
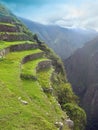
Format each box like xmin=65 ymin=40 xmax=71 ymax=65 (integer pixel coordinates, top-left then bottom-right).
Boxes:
xmin=1 ymin=0 xmax=98 ymax=30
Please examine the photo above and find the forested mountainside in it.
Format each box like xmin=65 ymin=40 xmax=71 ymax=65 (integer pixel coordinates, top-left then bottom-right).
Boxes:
xmin=20 ymin=17 xmax=98 ymax=60
xmin=64 ymin=36 xmax=98 ymax=130
xmin=0 ymin=4 xmax=86 ymax=130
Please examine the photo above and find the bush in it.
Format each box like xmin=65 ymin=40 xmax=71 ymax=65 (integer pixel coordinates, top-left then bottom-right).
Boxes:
xmin=20 ymin=74 xmax=37 ymax=81
xmin=63 ymin=103 xmax=86 ymax=130
xmin=56 ymin=83 xmax=78 ymax=107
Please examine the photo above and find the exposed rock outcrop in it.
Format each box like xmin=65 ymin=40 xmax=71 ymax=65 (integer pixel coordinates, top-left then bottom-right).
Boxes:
xmin=65 ymin=118 xmax=74 ymax=130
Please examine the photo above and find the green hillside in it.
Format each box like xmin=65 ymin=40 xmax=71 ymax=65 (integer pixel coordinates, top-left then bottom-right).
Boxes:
xmin=0 ymin=4 xmax=86 ymax=130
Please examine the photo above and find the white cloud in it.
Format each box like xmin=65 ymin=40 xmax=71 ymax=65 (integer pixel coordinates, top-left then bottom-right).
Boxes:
xmin=9 ymin=0 xmax=98 ymax=31
xmin=29 ymin=1 xmax=98 ymax=31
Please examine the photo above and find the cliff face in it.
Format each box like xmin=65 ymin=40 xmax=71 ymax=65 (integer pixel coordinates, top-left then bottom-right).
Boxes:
xmin=0 ymin=3 xmax=86 ymax=130
xmin=64 ymin=36 xmax=98 ymax=129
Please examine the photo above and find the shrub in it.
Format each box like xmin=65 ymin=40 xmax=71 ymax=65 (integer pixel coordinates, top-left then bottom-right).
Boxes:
xmin=56 ymin=83 xmax=78 ymax=107
xmin=63 ymin=103 xmax=86 ymax=130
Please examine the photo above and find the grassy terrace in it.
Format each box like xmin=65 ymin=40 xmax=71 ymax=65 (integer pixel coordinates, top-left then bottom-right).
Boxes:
xmin=6 ymin=49 xmax=43 ymax=61
xmin=0 ymin=22 xmax=15 ymax=26
xmin=0 ymin=47 xmax=69 ymax=130
xmin=0 ymin=41 xmax=36 ymax=50
xmin=37 ymin=68 xmax=53 ymax=89
xmin=21 ymin=58 xmax=48 ymax=77
xmin=0 ymin=31 xmax=33 ymax=35
xmin=0 ymin=4 xmax=72 ymax=129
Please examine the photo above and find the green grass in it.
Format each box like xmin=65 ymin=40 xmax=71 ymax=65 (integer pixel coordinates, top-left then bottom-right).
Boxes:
xmin=0 ymin=22 xmax=15 ymax=26
xmin=0 ymin=40 xmax=36 ymax=50
xmin=0 ymin=48 xmax=70 ymax=130
xmin=0 ymin=32 xmax=26 ymax=35
xmin=37 ymin=68 xmax=53 ymax=89
xmin=21 ymin=58 xmax=48 ymax=77
xmin=0 ymin=4 xmax=74 ymax=129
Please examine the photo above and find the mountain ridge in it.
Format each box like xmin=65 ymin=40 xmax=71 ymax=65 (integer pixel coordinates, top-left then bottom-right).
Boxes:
xmin=20 ymin=17 xmax=98 ymax=60
xmin=64 ymin=35 xmax=98 ymax=130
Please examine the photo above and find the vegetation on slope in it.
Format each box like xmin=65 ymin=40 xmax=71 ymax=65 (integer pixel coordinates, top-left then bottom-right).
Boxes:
xmin=0 ymin=51 xmax=67 ymax=130
xmin=35 ymin=37 xmax=87 ymax=130
xmin=0 ymin=3 xmax=86 ymax=130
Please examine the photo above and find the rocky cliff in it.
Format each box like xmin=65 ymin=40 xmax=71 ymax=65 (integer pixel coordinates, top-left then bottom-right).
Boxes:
xmin=64 ymin=36 xmax=98 ymax=130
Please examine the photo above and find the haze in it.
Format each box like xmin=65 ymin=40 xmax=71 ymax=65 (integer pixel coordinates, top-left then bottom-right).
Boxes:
xmin=1 ymin=0 xmax=98 ymax=30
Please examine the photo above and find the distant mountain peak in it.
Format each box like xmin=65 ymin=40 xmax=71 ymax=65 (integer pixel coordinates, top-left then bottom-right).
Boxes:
xmin=20 ymin=17 xmax=98 ymax=60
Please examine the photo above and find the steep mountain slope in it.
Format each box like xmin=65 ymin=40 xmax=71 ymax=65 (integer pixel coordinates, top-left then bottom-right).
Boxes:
xmin=64 ymin=36 xmax=98 ymax=130
xmin=0 ymin=4 xmax=86 ymax=130
xmin=20 ymin=17 xmax=98 ymax=60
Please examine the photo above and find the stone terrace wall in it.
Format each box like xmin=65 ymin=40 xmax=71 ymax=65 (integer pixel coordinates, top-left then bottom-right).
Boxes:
xmin=36 ymin=60 xmax=51 ymax=71
xmin=0 ymin=16 xmax=15 ymax=23
xmin=0 ymin=43 xmax=38 ymax=57
xmin=0 ymin=24 xmax=20 ymax=32
xmin=10 ymin=43 xmax=38 ymax=52
xmin=22 ymin=52 xmax=44 ymax=64
xmin=0 ymin=33 xmax=30 ymax=41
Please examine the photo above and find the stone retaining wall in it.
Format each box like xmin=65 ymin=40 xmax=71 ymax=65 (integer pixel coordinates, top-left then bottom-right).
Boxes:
xmin=0 ymin=43 xmax=38 ymax=57
xmin=0 ymin=24 xmax=20 ymax=32
xmin=0 ymin=16 xmax=15 ymax=23
xmin=22 ymin=52 xmax=44 ymax=64
xmin=10 ymin=43 xmax=38 ymax=52
xmin=36 ymin=60 xmax=51 ymax=71
xmin=0 ymin=33 xmax=30 ymax=41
